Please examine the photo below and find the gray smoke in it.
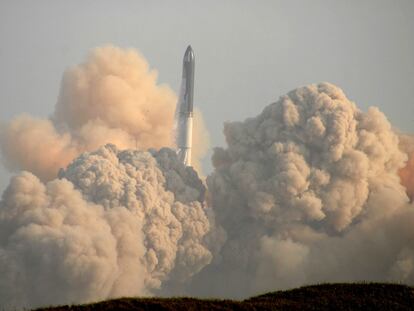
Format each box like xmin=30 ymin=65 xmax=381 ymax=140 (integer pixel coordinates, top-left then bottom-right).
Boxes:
xmin=0 ymin=145 xmax=212 ymax=309
xmin=191 ymin=83 xmax=414 ymax=298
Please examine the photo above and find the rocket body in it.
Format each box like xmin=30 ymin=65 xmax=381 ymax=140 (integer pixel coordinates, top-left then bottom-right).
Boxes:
xmin=176 ymin=46 xmax=195 ymax=166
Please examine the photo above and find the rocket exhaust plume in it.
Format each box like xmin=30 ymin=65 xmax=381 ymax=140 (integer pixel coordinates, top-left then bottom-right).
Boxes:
xmin=0 ymin=45 xmax=213 ymax=309
xmin=0 ymin=46 xmax=209 ymax=179
xmin=190 ymin=83 xmax=414 ymax=298
xmin=399 ymin=134 xmax=414 ymax=201
xmin=0 ymin=145 xmax=213 ymax=309
xmin=176 ymin=45 xmax=195 ymax=166
xmin=1 ymin=43 xmax=414 ymax=309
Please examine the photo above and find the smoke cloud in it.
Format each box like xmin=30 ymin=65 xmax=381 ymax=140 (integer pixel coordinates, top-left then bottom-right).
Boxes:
xmin=399 ymin=134 xmax=414 ymax=201
xmin=0 ymin=46 xmax=209 ymax=180
xmin=1 ymin=45 xmax=414 ymax=310
xmin=0 ymin=144 xmax=212 ymax=309
xmin=191 ymin=83 xmax=414 ymax=298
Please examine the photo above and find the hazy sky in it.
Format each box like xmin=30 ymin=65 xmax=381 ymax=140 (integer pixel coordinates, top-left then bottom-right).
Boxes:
xmin=0 ymin=0 xmax=413 ymax=191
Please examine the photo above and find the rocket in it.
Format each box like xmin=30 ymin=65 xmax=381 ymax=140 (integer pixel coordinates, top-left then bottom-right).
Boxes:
xmin=176 ymin=45 xmax=195 ymax=166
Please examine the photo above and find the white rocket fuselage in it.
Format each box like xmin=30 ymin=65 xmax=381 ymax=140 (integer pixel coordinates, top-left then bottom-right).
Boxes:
xmin=176 ymin=46 xmax=195 ymax=166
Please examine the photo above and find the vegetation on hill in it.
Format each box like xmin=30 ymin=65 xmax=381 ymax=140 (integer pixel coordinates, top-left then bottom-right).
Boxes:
xmin=34 ymin=283 xmax=414 ymax=311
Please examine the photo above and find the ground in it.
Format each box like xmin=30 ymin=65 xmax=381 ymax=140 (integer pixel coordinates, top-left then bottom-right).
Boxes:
xmin=34 ymin=283 xmax=414 ymax=311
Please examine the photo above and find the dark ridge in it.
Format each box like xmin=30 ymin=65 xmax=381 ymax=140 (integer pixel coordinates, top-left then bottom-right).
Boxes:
xmin=34 ymin=283 xmax=414 ymax=311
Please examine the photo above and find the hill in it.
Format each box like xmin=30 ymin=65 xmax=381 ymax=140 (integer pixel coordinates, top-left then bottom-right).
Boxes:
xmin=34 ymin=283 xmax=414 ymax=311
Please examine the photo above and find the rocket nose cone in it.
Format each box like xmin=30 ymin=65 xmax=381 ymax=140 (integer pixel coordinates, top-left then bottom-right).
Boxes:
xmin=184 ymin=45 xmax=195 ymax=62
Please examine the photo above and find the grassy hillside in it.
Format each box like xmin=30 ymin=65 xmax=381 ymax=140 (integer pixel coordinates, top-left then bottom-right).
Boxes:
xmin=35 ymin=283 xmax=414 ymax=311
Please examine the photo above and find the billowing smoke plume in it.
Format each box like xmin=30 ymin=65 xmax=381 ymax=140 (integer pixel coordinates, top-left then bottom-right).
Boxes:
xmin=0 ymin=46 xmax=208 ymax=180
xmin=191 ymin=83 xmax=414 ymax=298
xmin=1 ymin=56 xmax=414 ymax=310
xmin=0 ymin=145 xmax=212 ymax=309
xmin=399 ymin=134 xmax=414 ymax=201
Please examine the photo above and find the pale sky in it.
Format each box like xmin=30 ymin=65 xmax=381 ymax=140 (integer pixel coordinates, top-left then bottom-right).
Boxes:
xmin=0 ymin=0 xmax=413 ymax=191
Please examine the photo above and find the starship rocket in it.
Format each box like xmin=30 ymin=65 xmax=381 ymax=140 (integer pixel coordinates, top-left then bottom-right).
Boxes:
xmin=176 ymin=45 xmax=195 ymax=166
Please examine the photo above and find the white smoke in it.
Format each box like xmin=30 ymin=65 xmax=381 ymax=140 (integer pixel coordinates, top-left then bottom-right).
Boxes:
xmin=0 ymin=145 xmax=212 ymax=309
xmin=191 ymin=83 xmax=414 ymax=298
